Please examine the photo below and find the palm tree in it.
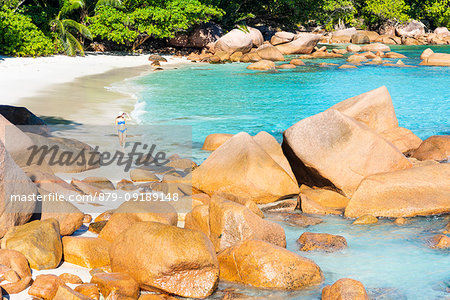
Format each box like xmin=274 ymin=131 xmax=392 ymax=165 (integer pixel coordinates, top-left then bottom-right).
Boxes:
xmin=51 ymin=0 xmax=92 ymax=56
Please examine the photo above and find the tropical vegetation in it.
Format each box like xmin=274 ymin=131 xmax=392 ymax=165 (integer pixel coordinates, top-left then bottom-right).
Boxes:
xmin=0 ymin=0 xmax=449 ymax=57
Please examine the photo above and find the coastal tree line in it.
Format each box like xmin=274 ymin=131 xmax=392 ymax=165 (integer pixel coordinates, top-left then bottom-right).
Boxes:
xmin=0 ymin=0 xmax=449 ymax=57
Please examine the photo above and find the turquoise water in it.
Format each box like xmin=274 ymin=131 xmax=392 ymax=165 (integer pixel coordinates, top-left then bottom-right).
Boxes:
xmin=128 ymin=45 xmax=450 ymax=299
xmin=131 ymin=45 xmax=450 ymax=163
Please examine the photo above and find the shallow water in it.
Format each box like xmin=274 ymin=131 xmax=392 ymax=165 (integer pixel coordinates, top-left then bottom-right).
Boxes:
xmin=123 ymin=45 xmax=450 ymax=299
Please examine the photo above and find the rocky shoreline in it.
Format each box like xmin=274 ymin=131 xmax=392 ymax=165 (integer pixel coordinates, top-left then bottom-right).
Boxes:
xmin=0 ymin=80 xmax=449 ymax=299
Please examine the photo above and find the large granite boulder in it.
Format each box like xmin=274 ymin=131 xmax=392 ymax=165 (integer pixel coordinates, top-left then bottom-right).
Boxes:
xmin=329 ymin=86 xmax=398 ymax=133
xmin=192 ymin=132 xmax=299 ymax=204
xmin=255 ymin=44 xmax=285 ymax=61
xmin=396 ymin=20 xmax=425 ymax=37
xmin=218 ymin=240 xmax=323 ymax=289
xmin=0 ymin=105 xmax=48 ymax=136
xmin=0 ymin=141 xmax=37 ymax=238
xmin=0 ymin=249 xmax=32 ymax=294
xmin=275 ymin=33 xmax=322 ymax=55
xmin=322 ymin=278 xmax=369 ymax=300
xmin=435 ymin=27 xmax=450 ymax=36
xmin=299 ymin=185 xmax=349 ymax=215
xmin=1 ymin=218 xmax=62 ymax=270
xmin=345 ymin=164 xmax=450 ymax=218
xmin=0 ymin=114 xmax=36 ymax=164
xmin=202 ymin=133 xmax=233 ymax=151
xmin=380 ymin=127 xmax=422 ymax=153
xmin=411 ymin=135 xmax=449 ymax=161
xmin=110 ymin=222 xmax=219 ymax=298
xmin=419 ymin=53 xmax=450 ymax=66
xmin=282 ymin=109 xmax=412 ymax=198
xmin=361 ymin=43 xmax=390 ymax=52
xmin=351 ymin=33 xmax=370 ymax=44
xmin=214 ymin=28 xmax=261 ymax=54
xmin=98 ymin=201 xmax=177 ymax=242
xmin=270 ymin=31 xmax=295 ymax=45
xmin=170 ymin=22 xmax=223 ymax=48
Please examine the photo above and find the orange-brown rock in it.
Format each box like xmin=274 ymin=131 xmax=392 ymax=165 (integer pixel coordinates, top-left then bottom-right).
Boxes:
xmin=345 ymin=164 xmax=450 ymax=218
xmin=420 ymin=48 xmax=434 ymax=60
xmin=218 ymin=240 xmax=323 ymax=289
xmin=268 ymin=212 xmax=322 ymax=227
xmin=91 ymin=272 xmax=139 ymax=299
xmin=282 ymin=109 xmax=411 ymax=198
xmin=322 ymin=278 xmax=369 ymax=300
xmin=0 ymin=249 xmax=32 ymax=294
xmin=411 ymin=135 xmax=449 ymax=161
xmin=207 ymin=196 xmax=285 ymax=251
xmin=299 ymin=185 xmax=349 ymax=212
xmin=352 ymin=215 xmax=378 ymax=225
xmin=116 ymin=179 xmax=137 ymax=191
xmin=202 ymin=133 xmax=233 ymax=151
xmin=275 ymin=33 xmax=322 ymax=55
xmin=138 ymin=294 xmax=178 ymax=300
xmin=429 ymin=234 xmax=450 ymax=249
xmin=380 ymin=127 xmax=422 ymax=153
xmin=110 ymin=222 xmax=219 ymax=298
xmin=28 ymin=274 xmax=65 ymax=299
xmin=361 ymin=43 xmax=390 ymax=52
xmin=62 ymin=236 xmax=111 ymax=268
xmin=290 ymin=58 xmax=305 ymax=66
xmin=89 ymin=221 xmax=108 ymax=234
xmin=247 ymin=60 xmax=276 ymax=71
xmin=329 ymin=86 xmax=398 ymax=133
xmin=39 ymin=195 xmax=84 ymax=236
xmin=82 ymin=176 xmax=115 ymax=190
xmin=255 ymin=44 xmax=285 ymax=61
xmin=277 ymin=63 xmax=296 ymax=69
xmin=59 ymin=273 xmax=83 ymax=284
xmin=1 ymin=218 xmax=62 ymax=270
xmin=95 ymin=210 xmax=115 ymax=222
xmin=184 ymin=204 xmax=210 ymax=235
xmin=420 ymin=53 xmax=450 ymax=66
xmin=98 ymin=201 xmax=177 ymax=242
xmin=193 ymin=132 xmax=298 ymax=204
xmin=54 ymin=285 xmax=92 ymax=300
xmin=83 ymin=214 xmax=92 ymax=223
xmin=74 ymin=284 xmax=100 ymax=300
xmin=339 ymin=64 xmax=357 ymax=69
xmin=192 ymin=193 xmax=210 ymax=207
xmin=394 ymin=217 xmax=408 ymax=225
xmin=297 ymin=232 xmax=347 ymax=252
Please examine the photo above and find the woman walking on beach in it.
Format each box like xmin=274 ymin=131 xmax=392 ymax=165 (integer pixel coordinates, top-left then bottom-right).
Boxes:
xmin=116 ymin=111 xmax=131 ymax=148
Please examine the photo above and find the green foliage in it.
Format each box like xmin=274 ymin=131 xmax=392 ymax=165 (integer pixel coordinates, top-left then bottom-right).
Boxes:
xmin=408 ymin=0 xmax=450 ymax=28
xmin=361 ymin=0 xmax=410 ymax=27
xmin=0 ymin=8 xmax=54 ymax=56
xmin=87 ymin=0 xmax=223 ymax=49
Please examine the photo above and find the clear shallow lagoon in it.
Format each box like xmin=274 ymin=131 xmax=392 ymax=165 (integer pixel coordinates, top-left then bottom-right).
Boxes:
xmin=126 ymin=45 xmax=450 ymax=299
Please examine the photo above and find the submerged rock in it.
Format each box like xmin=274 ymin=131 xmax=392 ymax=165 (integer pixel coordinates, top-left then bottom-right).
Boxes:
xmin=429 ymin=234 xmax=450 ymax=249
xmin=110 ymin=222 xmax=219 ymax=298
xmin=345 ymin=164 xmax=450 ymax=218
xmin=282 ymin=109 xmax=411 ymax=198
xmin=352 ymin=215 xmax=378 ymax=225
xmin=420 ymin=53 xmax=450 ymax=66
xmin=322 ymin=278 xmax=369 ymax=300
xmin=297 ymin=232 xmax=347 ymax=252
xmin=218 ymin=240 xmax=323 ymax=289
xmin=1 ymin=218 xmax=62 ymax=270
xmin=290 ymin=58 xmax=305 ymax=66
xmin=247 ymin=60 xmax=276 ymax=70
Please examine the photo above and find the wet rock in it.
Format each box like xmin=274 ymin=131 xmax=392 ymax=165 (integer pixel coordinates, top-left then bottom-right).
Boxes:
xmin=269 ymin=212 xmax=323 ymax=227
xmin=380 ymin=127 xmax=422 ymax=153
xmin=110 ymin=222 xmax=219 ymax=298
xmin=74 ymin=284 xmax=100 ymax=300
xmin=193 ymin=132 xmax=298 ymax=204
xmin=419 ymin=53 xmax=450 ymax=66
xmin=429 ymin=234 xmax=450 ymax=249
xmin=277 ymin=63 xmax=296 ymax=69
xmin=62 ymin=236 xmax=111 ymax=268
xmin=59 ymin=273 xmax=83 ymax=284
xmin=322 ymin=278 xmax=369 ymax=300
xmin=290 ymin=58 xmax=305 ymax=66
xmin=229 ymin=51 xmax=243 ymax=62
xmin=247 ymin=60 xmax=276 ymax=70
xmin=139 ymin=294 xmax=178 ymax=300
xmin=282 ymin=109 xmax=411 ymax=198
xmin=345 ymin=165 xmax=450 ymax=218
xmin=240 ymin=52 xmax=262 ymax=62
xmin=339 ymin=64 xmax=357 ymax=69
xmin=91 ymin=272 xmax=139 ymax=299
xmin=0 ymin=249 xmax=32 ymax=294
xmin=347 ymin=44 xmax=362 ymax=52
xmin=351 ymin=33 xmax=370 ymax=44
xmin=28 ymin=274 xmax=65 ymax=299
xmin=394 ymin=217 xmax=407 ymax=225
xmin=218 ymin=240 xmax=323 ymax=289
xmin=1 ymin=218 xmax=62 ymax=270
xmin=98 ymin=201 xmax=177 ymax=242
xmin=297 ymin=232 xmax=347 ymax=252
xmin=411 ymin=135 xmax=449 ymax=161
xmin=300 ymin=185 xmax=348 ymax=215
xmin=82 ymin=176 xmax=115 ymax=190
xmin=260 ymin=199 xmax=297 ymax=213
xmin=352 ymin=215 xmax=378 ymax=225
xmin=275 ymin=33 xmax=322 ymax=55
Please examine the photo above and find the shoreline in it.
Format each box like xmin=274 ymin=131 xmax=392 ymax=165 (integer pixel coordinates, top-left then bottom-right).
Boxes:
xmin=0 ymin=53 xmax=190 ymax=124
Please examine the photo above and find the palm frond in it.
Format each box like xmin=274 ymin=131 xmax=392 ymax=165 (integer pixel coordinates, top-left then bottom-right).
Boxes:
xmin=65 ymin=32 xmax=85 ymax=56
xmin=60 ymin=0 xmax=85 ymax=15
xmin=95 ymin=0 xmax=123 ymax=10
xmin=62 ymin=19 xmax=93 ymax=40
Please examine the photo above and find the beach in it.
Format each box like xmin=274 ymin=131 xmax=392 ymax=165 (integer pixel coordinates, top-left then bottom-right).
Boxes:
xmin=0 ymin=54 xmax=189 ymax=124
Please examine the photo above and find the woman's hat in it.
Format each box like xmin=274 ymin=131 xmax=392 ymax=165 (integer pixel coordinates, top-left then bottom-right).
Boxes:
xmin=117 ymin=111 xmax=124 ymax=117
